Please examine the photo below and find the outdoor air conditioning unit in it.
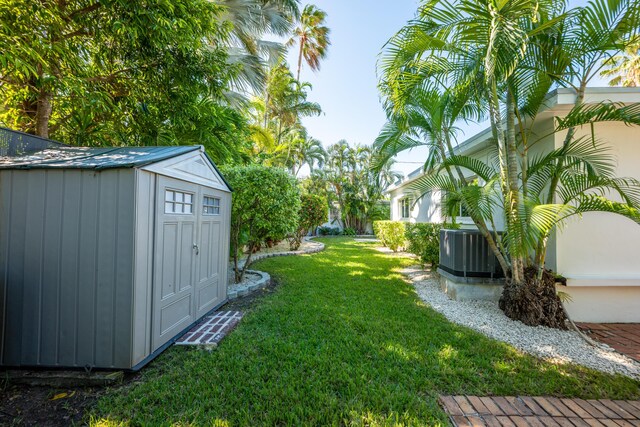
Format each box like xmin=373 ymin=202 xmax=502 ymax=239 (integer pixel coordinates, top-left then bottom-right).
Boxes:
xmin=439 ymin=229 xmax=504 ymax=279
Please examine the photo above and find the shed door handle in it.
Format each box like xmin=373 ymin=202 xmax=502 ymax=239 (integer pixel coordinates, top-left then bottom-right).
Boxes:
xmin=193 ymin=244 xmax=199 ymax=255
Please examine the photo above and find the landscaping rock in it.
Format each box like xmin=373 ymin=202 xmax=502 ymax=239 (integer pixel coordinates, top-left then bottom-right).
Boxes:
xmin=404 ymin=266 xmax=640 ymax=380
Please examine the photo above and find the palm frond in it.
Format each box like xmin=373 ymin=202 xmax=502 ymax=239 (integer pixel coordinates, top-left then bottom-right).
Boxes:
xmin=556 ymin=101 xmax=640 ymax=131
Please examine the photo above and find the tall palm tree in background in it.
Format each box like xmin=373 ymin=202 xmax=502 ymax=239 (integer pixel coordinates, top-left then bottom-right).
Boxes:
xmin=288 ymin=4 xmax=331 ymax=81
xmin=601 ymin=39 xmax=640 ymax=87
xmin=217 ymin=0 xmax=300 ymax=102
xmin=378 ymin=0 xmax=640 ymax=327
xmin=244 ymin=63 xmax=322 ymax=170
xmin=264 ymin=63 xmax=322 ymax=144
xmin=289 ymin=133 xmax=327 ymax=175
xmin=323 ymin=142 xmax=401 ymax=233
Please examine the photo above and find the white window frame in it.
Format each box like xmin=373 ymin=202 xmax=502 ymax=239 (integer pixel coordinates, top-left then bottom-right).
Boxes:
xmin=400 ymin=197 xmax=412 ymax=219
xmin=165 ymin=190 xmax=194 ymax=215
xmin=203 ymin=196 xmax=221 ymax=215
xmin=446 ymin=175 xmax=479 ymax=224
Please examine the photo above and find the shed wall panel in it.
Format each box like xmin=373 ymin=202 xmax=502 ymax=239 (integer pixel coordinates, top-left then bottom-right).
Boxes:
xmin=95 ymin=174 xmax=118 ymax=367
xmin=21 ymin=171 xmax=45 ymax=365
xmin=76 ymin=171 xmax=100 ymax=364
xmin=1 ymin=172 xmax=27 ymax=364
xmin=114 ymin=171 xmax=135 ymax=368
xmin=132 ymin=170 xmax=155 ymax=366
xmin=0 ymin=169 xmax=136 ymax=369
xmin=59 ymin=173 xmax=82 ymax=366
xmin=39 ymin=171 xmax=64 ymax=365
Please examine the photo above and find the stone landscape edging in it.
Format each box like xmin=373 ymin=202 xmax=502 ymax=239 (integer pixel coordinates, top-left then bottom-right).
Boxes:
xmin=227 ymin=269 xmax=271 ymax=300
xmin=242 ymin=236 xmax=325 ymax=267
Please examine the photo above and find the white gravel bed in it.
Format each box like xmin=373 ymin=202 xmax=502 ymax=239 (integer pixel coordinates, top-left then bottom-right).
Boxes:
xmin=402 ymin=265 xmax=640 ymax=380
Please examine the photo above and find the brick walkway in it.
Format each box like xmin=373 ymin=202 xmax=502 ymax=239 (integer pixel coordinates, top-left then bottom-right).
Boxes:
xmin=577 ymin=323 xmax=640 ymax=362
xmin=176 ymin=311 xmax=243 ymax=346
xmin=439 ymin=395 xmax=640 ymax=426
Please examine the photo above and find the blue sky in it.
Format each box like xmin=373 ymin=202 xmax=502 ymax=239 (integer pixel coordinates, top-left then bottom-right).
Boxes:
xmin=284 ymin=0 xmax=607 ymax=177
xmin=284 ymin=0 xmax=424 ymax=176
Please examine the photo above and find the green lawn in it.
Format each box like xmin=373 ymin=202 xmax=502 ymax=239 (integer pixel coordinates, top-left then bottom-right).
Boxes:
xmin=93 ymin=238 xmax=640 ymax=426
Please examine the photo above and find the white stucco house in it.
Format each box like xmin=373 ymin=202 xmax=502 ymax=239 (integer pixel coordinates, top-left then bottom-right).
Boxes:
xmin=387 ymin=87 xmax=640 ymax=323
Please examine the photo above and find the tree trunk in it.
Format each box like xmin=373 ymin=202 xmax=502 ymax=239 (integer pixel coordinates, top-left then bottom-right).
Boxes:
xmin=296 ymin=39 xmax=304 ymax=82
xmin=499 ymin=89 xmax=567 ymax=329
xmin=534 ymin=82 xmax=589 ymax=267
xmin=442 ymin=133 xmax=510 ymax=274
xmin=443 ymin=134 xmax=466 ymax=182
xmin=505 ymin=88 xmax=524 ymax=281
xmin=35 ymin=91 xmax=53 ymax=138
xmin=487 ymin=82 xmax=517 ymax=281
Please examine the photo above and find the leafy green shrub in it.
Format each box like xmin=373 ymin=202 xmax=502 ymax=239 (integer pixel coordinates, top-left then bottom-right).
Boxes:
xmin=222 ymin=165 xmax=300 ymax=282
xmin=318 ymin=225 xmax=341 ymax=235
xmin=373 ymin=221 xmax=406 ymax=252
xmin=369 ymin=201 xmax=391 ymax=221
xmin=342 ymin=227 xmax=356 ymax=236
xmin=288 ymin=194 xmax=327 ymax=250
xmin=405 ymin=223 xmax=459 ymax=269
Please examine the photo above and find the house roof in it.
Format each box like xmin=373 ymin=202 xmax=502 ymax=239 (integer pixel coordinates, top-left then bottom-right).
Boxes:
xmin=0 ymin=145 xmax=202 ymax=170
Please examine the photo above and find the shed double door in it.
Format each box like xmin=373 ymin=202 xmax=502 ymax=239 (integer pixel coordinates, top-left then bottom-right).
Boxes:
xmin=152 ymin=176 xmax=224 ymax=349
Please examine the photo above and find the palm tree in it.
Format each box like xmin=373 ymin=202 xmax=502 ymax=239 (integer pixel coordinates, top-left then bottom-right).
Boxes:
xmin=601 ymin=39 xmax=640 ymax=87
xmin=287 ymin=4 xmax=331 ymax=81
xmin=217 ymin=0 xmax=300 ymax=101
xmin=260 ymin=63 xmax=322 ymax=143
xmin=377 ymin=0 xmax=640 ymax=327
xmin=289 ymin=134 xmax=326 ymax=175
xmin=322 ymin=142 xmax=401 ymax=233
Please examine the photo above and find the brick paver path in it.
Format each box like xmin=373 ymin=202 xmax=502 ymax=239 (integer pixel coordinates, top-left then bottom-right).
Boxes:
xmin=439 ymin=395 xmax=640 ymax=426
xmin=577 ymin=323 xmax=640 ymax=362
xmin=176 ymin=311 xmax=243 ymax=346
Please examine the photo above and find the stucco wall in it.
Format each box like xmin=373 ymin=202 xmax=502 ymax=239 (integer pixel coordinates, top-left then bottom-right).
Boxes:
xmin=552 ymin=121 xmax=640 ymax=322
xmin=390 ymin=187 xmax=442 ymax=223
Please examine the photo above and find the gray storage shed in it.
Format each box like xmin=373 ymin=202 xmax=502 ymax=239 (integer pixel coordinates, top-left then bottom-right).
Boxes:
xmin=0 ymin=144 xmax=231 ymax=370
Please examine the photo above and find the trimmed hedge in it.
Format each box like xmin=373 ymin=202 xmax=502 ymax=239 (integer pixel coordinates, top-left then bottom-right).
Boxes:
xmin=373 ymin=221 xmax=406 ymax=252
xmin=374 ymin=221 xmax=460 ymax=266
xmin=404 ymin=223 xmax=460 ymax=269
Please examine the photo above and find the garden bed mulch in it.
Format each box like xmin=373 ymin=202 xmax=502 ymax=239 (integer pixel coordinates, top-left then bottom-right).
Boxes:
xmin=0 ymin=383 xmax=102 ymax=426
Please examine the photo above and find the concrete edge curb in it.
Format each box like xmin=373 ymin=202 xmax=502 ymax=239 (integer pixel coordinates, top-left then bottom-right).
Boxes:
xmin=227 ymin=270 xmax=271 ymax=300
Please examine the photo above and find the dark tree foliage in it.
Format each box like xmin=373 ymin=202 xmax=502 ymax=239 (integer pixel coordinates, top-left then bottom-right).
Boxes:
xmin=0 ymin=0 xmax=250 ymax=164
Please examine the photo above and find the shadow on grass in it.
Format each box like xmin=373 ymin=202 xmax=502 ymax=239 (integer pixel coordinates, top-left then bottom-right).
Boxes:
xmin=91 ymin=238 xmax=640 ymax=426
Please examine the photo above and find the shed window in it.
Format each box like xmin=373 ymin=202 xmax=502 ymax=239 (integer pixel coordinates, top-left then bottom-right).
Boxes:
xmin=165 ymin=190 xmax=193 ymax=214
xmin=400 ymin=198 xmax=411 ymax=219
xmin=203 ymin=196 xmax=220 ymax=215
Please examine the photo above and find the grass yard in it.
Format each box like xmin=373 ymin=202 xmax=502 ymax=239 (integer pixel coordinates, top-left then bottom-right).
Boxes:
xmin=93 ymin=238 xmax=640 ymax=426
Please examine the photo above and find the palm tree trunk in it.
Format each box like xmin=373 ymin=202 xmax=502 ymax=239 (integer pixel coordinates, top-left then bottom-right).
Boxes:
xmin=264 ymin=92 xmax=270 ymax=129
xmin=296 ymin=40 xmax=304 ymax=82
xmin=444 ymin=134 xmax=466 ymax=182
xmin=545 ymin=81 xmax=588 ymax=204
xmin=488 ymin=81 xmax=520 ymax=281
xmin=506 ymin=87 xmax=524 ymax=281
